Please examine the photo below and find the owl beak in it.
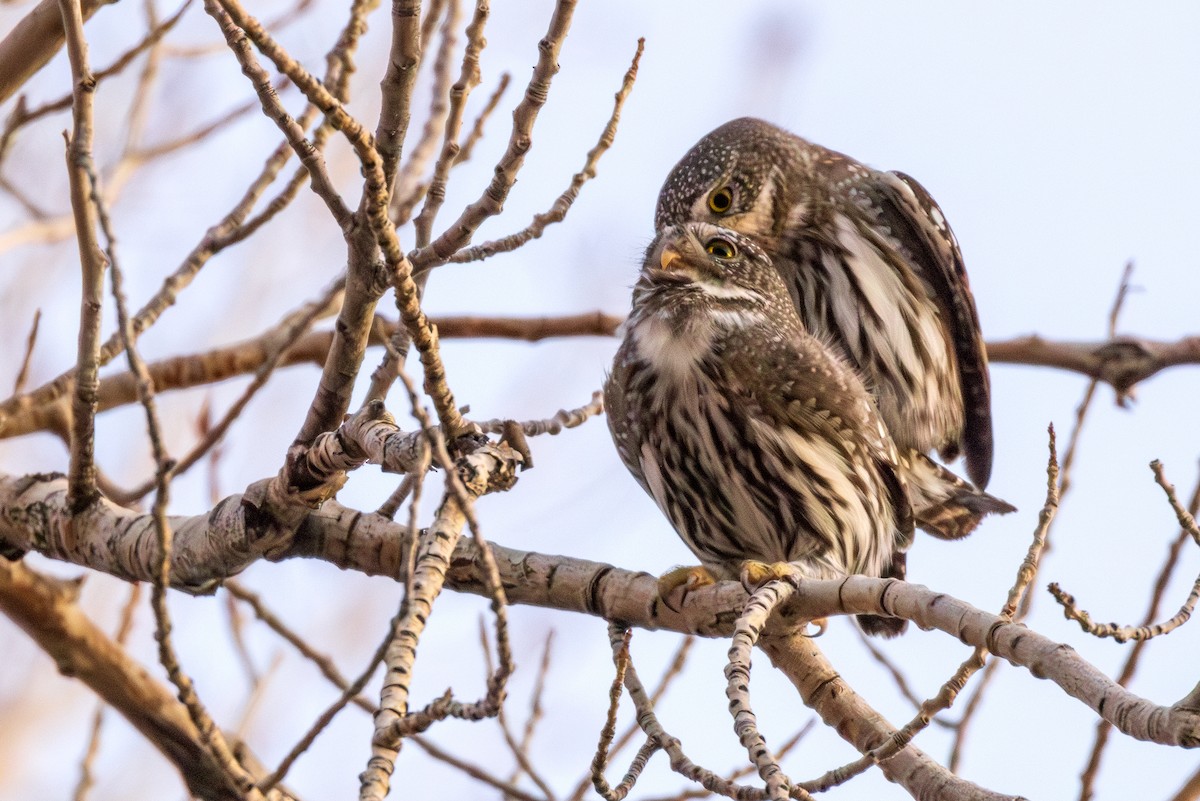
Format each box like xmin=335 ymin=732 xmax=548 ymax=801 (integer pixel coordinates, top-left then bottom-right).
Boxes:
xmin=659 ymin=246 xmax=682 ymax=271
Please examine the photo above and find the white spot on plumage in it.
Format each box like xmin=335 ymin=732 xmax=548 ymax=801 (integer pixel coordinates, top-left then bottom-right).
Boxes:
xmin=929 ymin=205 xmax=946 ymax=230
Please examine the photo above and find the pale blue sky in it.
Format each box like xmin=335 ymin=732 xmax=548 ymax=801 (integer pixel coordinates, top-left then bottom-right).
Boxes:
xmin=2 ymin=3 xmax=1199 ymax=799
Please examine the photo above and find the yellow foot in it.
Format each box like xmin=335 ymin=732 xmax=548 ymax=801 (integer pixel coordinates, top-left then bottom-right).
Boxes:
xmin=739 ymin=561 xmax=826 ymax=636
xmin=657 ymin=565 xmax=717 ymax=613
xmin=739 ymin=559 xmax=796 ymax=590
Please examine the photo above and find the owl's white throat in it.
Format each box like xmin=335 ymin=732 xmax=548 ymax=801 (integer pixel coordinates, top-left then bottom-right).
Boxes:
xmin=631 ymin=300 xmax=763 ymax=378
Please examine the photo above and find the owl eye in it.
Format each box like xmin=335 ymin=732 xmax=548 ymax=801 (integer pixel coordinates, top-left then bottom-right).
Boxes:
xmin=705 ymin=238 xmax=737 ymax=260
xmin=707 ymin=186 xmax=734 ymax=214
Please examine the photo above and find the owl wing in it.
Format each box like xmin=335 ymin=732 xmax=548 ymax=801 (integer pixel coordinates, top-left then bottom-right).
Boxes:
xmin=731 ymin=333 xmax=915 ymax=549
xmin=866 ymin=170 xmax=994 ymax=489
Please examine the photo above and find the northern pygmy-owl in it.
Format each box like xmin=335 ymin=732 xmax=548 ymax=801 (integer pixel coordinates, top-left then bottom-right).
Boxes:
xmin=656 ymin=118 xmax=995 ymax=492
xmin=606 ymin=222 xmax=915 ymax=636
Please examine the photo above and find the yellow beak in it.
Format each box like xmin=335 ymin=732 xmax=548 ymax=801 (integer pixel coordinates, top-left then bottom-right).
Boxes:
xmin=659 ymin=246 xmax=681 ymax=271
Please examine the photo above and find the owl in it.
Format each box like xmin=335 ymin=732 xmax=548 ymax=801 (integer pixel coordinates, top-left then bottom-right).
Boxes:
xmin=656 ymin=117 xmax=995 ymax=495
xmin=606 ymin=222 xmax=915 ymax=636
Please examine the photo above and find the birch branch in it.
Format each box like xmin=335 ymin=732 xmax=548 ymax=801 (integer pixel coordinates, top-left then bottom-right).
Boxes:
xmin=4 ymin=473 xmax=1196 ymax=754
xmin=7 ymin=322 xmax=1198 ymax=442
xmin=59 ymin=0 xmax=105 ymax=516
xmin=986 ymin=335 xmax=1200 ymax=402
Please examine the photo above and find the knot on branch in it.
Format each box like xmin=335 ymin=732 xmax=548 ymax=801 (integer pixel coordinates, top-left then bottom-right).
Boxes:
xmin=454 ymin=440 xmax=523 ymax=497
xmin=1093 ymin=337 xmax=1158 ymax=402
xmin=241 ymin=474 xmax=343 ymax=558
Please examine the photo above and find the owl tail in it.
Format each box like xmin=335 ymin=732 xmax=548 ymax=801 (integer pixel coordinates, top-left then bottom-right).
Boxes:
xmin=901 ymin=452 xmax=1017 ymax=541
xmin=857 ymin=551 xmax=908 ymax=638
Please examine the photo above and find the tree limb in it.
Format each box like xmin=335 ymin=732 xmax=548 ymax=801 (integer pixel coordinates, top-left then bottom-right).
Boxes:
xmin=3 ymin=472 xmax=1196 ymax=755
xmin=0 ymin=0 xmax=115 ymax=105
xmin=0 ymin=560 xmax=247 ymax=800
xmin=986 ymin=335 xmax=1200 ymax=402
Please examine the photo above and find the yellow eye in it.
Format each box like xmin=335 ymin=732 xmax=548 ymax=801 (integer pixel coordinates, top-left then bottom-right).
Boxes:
xmin=705 ymin=238 xmax=737 ymax=259
xmin=707 ymin=186 xmax=734 ymax=214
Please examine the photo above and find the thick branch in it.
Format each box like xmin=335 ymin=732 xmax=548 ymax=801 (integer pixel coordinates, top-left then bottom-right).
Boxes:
xmin=0 ymin=0 xmax=114 ymax=104
xmin=4 ymin=474 xmax=1194 ymax=755
xmin=0 ymin=473 xmax=336 ymax=592
xmin=986 ymin=335 xmax=1200 ymax=399
xmin=0 ymin=560 xmax=244 ymax=800
xmin=0 ymin=312 xmax=619 ymax=440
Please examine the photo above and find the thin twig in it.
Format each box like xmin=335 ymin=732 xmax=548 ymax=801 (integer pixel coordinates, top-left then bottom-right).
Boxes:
xmin=639 ymin=721 xmax=818 ymax=801
xmin=59 ymin=0 xmax=105 ymax=517
xmin=799 ymin=647 xmax=987 ymax=792
xmin=0 ymin=0 xmax=190 ymax=151
xmin=450 ymin=38 xmax=643 ymax=264
xmin=603 ymin=624 xmax=767 ymax=800
xmin=11 ymin=309 xmax=41 ymax=395
xmin=1003 ymin=426 xmax=1061 ymax=619
xmin=223 ymin=584 xmax=260 ymax=687
xmin=455 ymin=72 xmax=510 ymax=165
xmin=473 ymin=391 xmax=605 ymax=438
xmin=256 ymin=619 xmax=394 ymax=794
xmin=1076 ymin=468 xmax=1200 ymax=801
xmin=484 ymin=619 xmax=557 ymax=801
xmin=947 ymin=265 xmax=1133 ymax=770
xmin=410 ymin=0 xmax=579 ymax=271
xmin=591 ymin=628 xmax=656 ymax=801
xmin=115 ymin=279 xmax=345 ymax=503
xmin=408 ymin=734 xmax=546 ymax=801
xmin=1049 ymin=460 xmax=1200 ymax=643
xmin=508 ymin=629 xmax=555 ymax=787
xmin=853 ymin=627 xmax=956 ymax=729
xmin=567 ymin=634 xmax=694 ymax=801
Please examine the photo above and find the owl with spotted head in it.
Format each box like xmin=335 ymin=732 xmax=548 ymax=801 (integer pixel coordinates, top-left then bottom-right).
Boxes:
xmin=605 ymin=223 xmax=1015 ymax=635
xmin=656 ymin=117 xmax=995 ymax=495
xmin=606 ymin=222 xmax=919 ymax=635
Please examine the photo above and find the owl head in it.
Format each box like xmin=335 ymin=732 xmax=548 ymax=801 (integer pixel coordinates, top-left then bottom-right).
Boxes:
xmin=654 ymin=117 xmax=805 ymax=238
xmin=636 ymin=222 xmax=793 ymax=322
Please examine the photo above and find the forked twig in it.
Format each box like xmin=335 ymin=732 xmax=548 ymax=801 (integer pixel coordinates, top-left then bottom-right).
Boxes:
xmin=449 ymin=38 xmax=644 ymax=264
xmin=1049 ymin=460 xmax=1200 ymax=643
xmin=1077 ymin=469 xmax=1200 ymax=801
xmin=949 ymin=264 xmax=1132 ymax=769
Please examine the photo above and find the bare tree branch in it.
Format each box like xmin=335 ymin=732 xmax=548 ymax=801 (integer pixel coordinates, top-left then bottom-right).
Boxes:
xmin=0 ymin=0 xmax=114 ymax=104
xmin=985 ymin=335 xmax=1200 ymax=401
xmin=58 ymin=0 xmax=105 ymax=516
xmin=0 ymin=560 xmax=243 ymax=800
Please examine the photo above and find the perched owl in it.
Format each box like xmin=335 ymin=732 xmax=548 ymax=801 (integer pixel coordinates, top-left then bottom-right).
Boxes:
xmin=606 ymin=222 xmax=916 ymax=636
xmin=656 ymin=117 xmax=995 ymax=493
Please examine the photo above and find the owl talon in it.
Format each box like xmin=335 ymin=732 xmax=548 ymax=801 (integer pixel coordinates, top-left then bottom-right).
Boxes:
xmin=657 ymin=565 xmax=717 ymax=613
xmin=740 ymin=560 xmax=797 ymax=591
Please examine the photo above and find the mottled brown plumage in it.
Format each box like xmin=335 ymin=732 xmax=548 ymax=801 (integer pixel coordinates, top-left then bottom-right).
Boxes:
xmin=656 ymin=118 xmax=995 ymax=489
xmin=606 ymin=222 xmax=915 ymax=635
